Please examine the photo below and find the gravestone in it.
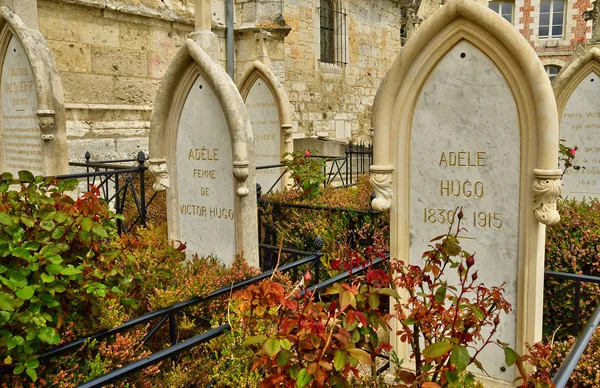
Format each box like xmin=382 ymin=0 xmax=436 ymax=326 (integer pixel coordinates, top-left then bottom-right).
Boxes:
xmin=0 ymin=6 xmax=67 ymax=176
xmin=238 ymin=61 xmax=293 ymax=192
xmin=370 ymin=0 xmax=561 ymax=385
xmin=1 ymin=35 xmax=41 ymax=174
xmin=149 ymin=36 xmax=258 ymax=267
xmin=553 ymin=48 xmax=600 ymax=200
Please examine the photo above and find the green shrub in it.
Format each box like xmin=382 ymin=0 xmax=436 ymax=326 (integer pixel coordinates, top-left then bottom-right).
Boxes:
xmin=548 ymin=328 xmax=600 ymax=387
xmin=260 ymin=175 xmax=390 ymax=276
xmin=544 ymin=199 xmax=600 ymax=339
xmin=0 ymin=172 xmax=127 ymax=381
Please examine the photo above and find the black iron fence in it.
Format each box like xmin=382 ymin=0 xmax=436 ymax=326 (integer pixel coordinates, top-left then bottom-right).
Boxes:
xmin=55 ymin=151 xmax=154 ymax=234
xmin=545 ymin=271 xmax=600 ymax=387
xmin=11 ymin=250 xmax=390 ymax=388
xmin=544 ymin=270 xmax=600 ymax=337
xmin=257 ymin=141 xmax=373 ymax=195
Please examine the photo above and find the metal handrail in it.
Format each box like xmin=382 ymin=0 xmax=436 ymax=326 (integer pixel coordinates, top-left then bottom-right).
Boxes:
xmin=553 ymin=302 xmax=600 ymax=387
xmin=75 ymin=253 xmax=390 ymax=388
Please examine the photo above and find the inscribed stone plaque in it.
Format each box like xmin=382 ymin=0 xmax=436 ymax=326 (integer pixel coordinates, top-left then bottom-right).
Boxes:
xmin=560 ymin=71 xmax=600 ymax=200
xmin=176 ymin=74 xmax=235 ymax=264
xmin=1 ymin=35 xmax=42 ymax=175
xmin=245 ymin=78 xmax=281 ymax=192
xmin=409 ymin=41 xmax=520 ymax=382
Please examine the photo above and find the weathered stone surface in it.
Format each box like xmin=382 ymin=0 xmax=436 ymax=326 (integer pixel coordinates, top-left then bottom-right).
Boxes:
xmin=1 ymin=36 xmax=42 ymax=175
xmin=560 ymin=71 xmax=600 ymax=200
xmin=114 ymin=77 xmax=160 ymax=104
xmin=410 ymin=41 xmax=520 ymax=382
xmin=62 ymin=73 xmax=114 ymax=103
xmin=176 ymin=74 xmax=236 ymax=262
xmin=246 ymin=77 xmax=281 ymax=191
xmin=119 ymin=23 xmax=151 ymax=50
xmin=92 ymin=47 xmax=148 ymax=77
xmin=47 ymin=41 xmax=92 ymax=72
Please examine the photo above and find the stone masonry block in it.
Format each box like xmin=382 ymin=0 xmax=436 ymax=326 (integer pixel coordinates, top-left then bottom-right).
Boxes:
xmin=114 ymin=77 xmax=160 ymax=105
xmin=120 ymin=23 xmax=151 ymax=51
xmin=47 ymin=41 xmax=92 ymax=72
xmin=148 ymin=52 xmax=172 ymax=79
xmin=92 ymin=47 xmax=148 ymax=77
xmin=62 ymin=73 xmax=114 ymax=104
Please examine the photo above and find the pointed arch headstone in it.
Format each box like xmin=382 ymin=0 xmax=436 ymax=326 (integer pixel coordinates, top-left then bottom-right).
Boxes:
xmin=370 ymin=0 xmax=561 ymax=384
xmin=0 ymin=6 xmax=67 ymax=176
xmin=553 ymin=48 xmax=600 ymax=200
xmin=238 ymin=61 xmax=293 ymax=192
xmin=149 ymin=37 xmax=258 ymax=267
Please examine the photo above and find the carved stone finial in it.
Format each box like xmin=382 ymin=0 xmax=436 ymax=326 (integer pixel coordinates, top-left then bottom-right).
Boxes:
xmin=533 ymin=169 xmax=563 ymax=225
xmin=233 ymin=161 xmax=250 ymax=197
xmin=369 ymin=165 xmax=394 ymax=211
xmin=148 ymin=159 xmax=170 ymax=192
xmin=37 ymin=109 xmax=56 ymax=140
xmin=282 ymin=124 xmax=293 ymax=144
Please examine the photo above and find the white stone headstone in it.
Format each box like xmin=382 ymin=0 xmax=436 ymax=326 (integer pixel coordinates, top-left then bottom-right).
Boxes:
xmin=245 ymin=77 xmax=282 ymax=192
xmin=176 ymin=74 xmax=235 ymax=263
xmin=1 ymin=35 xmax=42 ymax=175
xmin=409 ymin=41 xmax=519 ymax=382
xmin=560 ymin=71 xmax=600 ymax=200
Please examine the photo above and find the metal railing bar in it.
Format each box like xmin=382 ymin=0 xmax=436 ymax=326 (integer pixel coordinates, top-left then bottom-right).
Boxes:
xmin=69 ymin=162 xmax=137 ymax=170
xmin=544 ymin=271 xmax=600 ymax=284
xmin=39 ymin=254 xmax=322 ymax=360
xmin=55 ymin=167 xmax=144 ymax=180
xmin=259 ymin=200 xmax=376 ymax=214
xmin=141 ymin=315 xmax=169 ymax=345
xmin=76 ymin=324 xmax=230 ymax=388
xmin=553 ymin=302 xmax=600 ymax=388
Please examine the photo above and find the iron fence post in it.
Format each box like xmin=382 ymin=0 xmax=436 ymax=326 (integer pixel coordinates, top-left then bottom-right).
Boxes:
xmin=85 ymin=151 xmax=91 ymax=190
xmin=574 ymin=280 xmax=581 ymax=335
xmin=313 ymin=236 xmax=323 ymax=284
xmin=169 ymin=313 xmax=178 ymax=364
xmin=138 ymin=151 xmax=147 ymax=228
xmin=349 ymin=141 xmax=353 ymax=186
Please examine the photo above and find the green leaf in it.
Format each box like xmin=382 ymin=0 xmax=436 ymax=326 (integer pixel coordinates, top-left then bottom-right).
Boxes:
xmin=340 ymin=290 xmax=356 ymax=310
xmin=24 ymin=359 xmax=39 ymax=369
xmin=8 ymin=272 xmax=28 ymax=288
xmin=296 ymin=368 xmax=312 ymax=388
xmin=14 ymin=365 xmax=25 ymax=375
xmin=18 ymin=170 xmax=34 ymax=182
xmin=19 ymin=216 xmax=34 ymax=228
xmin=40 ymin=220 xmax=55 ymax=232
xmin=435 ymin=286 xmax=447 ymax=303
xmin=54 ymin=212 xmax=67 ymax=224
xmin=46 ymin=264 xmax=63 ymax=275
xmin=444 ymin=370 xmax=459 ymax=384
xmin=0 ymin=213 xmax=13 ymax=226
xmin=333 ymin=349 xmax=346 ymax=371
xmin=81 ymin=217 xmax=93 ymax=232
xmin=51 ymin=226 xmax=65 ymax=240
xmin=16 ymin=286 xmax=34 ymax=300
xmin=11 ymin=248 xmax=31 ymax=260
xmin=45 ymin=254 xmax=63 ymax=265
xmin=60 ymin=266 xmax=82 ymax=276
xmin=403 ymin=317 xmax=418 ymax=326
xmin=264 ymin=338 xmax=281 ymax=357
xmin=450 ymin=345 xmax=470 ymax=371
xmin=25 ymin=368 xmax=37 ymax=382
xmin=79 ymin=231 xmax=91 ymax=247
xmin=470 ymin=306 xmax=485 ymax=320
xmin=242 ymin=334 xmax=267 ymax=346
xmin=93 ymin=225 xmax=108 ymax=239
xmin=423 ymin=339 xmax=453 ymax=359
xmin=277 ymin=349 xmax=292 ymax=366
xmin=0 ymin=292 xmax=15 ymax=311
xmin=40 ymin=273 xmax=55 ymax=283
xmin=377 ymin=288 xmax=400 ymax=299
xmin=0 ymin=311 xmax=10 ymax=325
xmin=368 ymin=294 xmax=380 ymax=309
xmin=37 ymin=327 xmax=60 ymax=344
xmin=348 ymin=348 xmax=372 ymax=364
xmin=504 ymin=347 xmax=518 ymax=366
